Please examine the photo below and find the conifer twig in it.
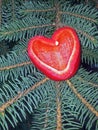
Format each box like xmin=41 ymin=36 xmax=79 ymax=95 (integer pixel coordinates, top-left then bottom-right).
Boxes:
xmin=55 ymin=3 xmax=62 ymax=29
xmin=1 ymin=24 xmax=55 ymax=35
xmin=0 ymin=0 xmax=2 ymax=26
xmin=12 ymin=0 xmax=15 ymax=21
xmin=66 ymin=80 xmax=98 ymax=117
xmin=44 ymin=103 xmax=49 ymax=128
xmin=0 ymin=61 xmax=32 ymax=71
xmin=76 ymin=76 xmax=98 ymax=87
xmin=59 ymin=11 xmax=97 ymax=23
xmin=0 ymin=77 xmax=49 ymax=113
xmin=21 ymin=8 xmax=55 ymax=13
xmin=55 ymin=82 xmax=62 ymax=130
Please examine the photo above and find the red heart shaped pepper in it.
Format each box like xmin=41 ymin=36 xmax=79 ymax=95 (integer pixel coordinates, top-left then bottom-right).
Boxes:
xmin=28 ymin=26 xmax=80 ymax=81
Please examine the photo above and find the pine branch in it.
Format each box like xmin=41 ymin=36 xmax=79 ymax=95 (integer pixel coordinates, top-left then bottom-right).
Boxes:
xmin=61 ymin=2 xmax=98 ymax=24
xmin=1 ymin=1 xmax=20 ymax=25
xmin=82 ymin=46 xmax=98 ymax=65
xmin=0 ymin=76 xmax=48 ymax=130
xmin=0 ymin=16 xmax=55 ymax=41
xmin=0 ymin=51 xmax=33 ymax=82
xmin=11 ymin=0 xmax=15 ymax=21
xmin=0 ymin=1 xmax=98 ymax=130
xmin=0 ymin=0 xmax=2 ymax=26
xmin=66 ymin=80 xmax=98 ymax=116
xmin=0 ymin=77 xmax=48 ymax=113
xmin=0 ymin=67 xmax=98 ymax=130
xmin=18 ymin=0 xmax=55 ymax=16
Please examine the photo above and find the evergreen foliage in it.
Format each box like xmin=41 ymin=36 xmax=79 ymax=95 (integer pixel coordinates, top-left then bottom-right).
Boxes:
xmin=0 ymin=0 xmax=98 ymax=130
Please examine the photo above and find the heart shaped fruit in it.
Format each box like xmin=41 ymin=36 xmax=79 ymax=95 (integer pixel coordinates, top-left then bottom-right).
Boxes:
xmin=28 ymin=26 xmax=80 ymax=81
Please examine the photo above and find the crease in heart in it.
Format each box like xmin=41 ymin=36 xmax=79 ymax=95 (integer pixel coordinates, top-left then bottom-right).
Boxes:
xmin=33 ymin=38 xmax=75 ymax=73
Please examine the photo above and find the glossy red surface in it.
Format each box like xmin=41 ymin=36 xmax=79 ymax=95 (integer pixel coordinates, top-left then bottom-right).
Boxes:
xmin=28 ymin=26 xmax=80 ymax=81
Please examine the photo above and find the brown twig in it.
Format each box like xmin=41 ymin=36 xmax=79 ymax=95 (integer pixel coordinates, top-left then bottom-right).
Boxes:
xmin=22 ymin=8 xmax=55 ymax=13
xmin=76 ymin=76 xmax=98 ymax=88
xmin=55 ymin=82 xmax=62 ymax=130
xmin=59 ymin=11 xmax=97 ymax=23
xmin=12 ymin=0 xmax=15 ymax=21
xmin=0 ymin=0 xmax=2 ymax=26
xmin=44 ymin=103 xmax=49 ymax=128
xmin=0 ymin=61 xmax=32 ymax=71
xmin=0 ymin=23 xmax=55 ymax=35
xmin=55 ymin=3 xmax=62 ymax=29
